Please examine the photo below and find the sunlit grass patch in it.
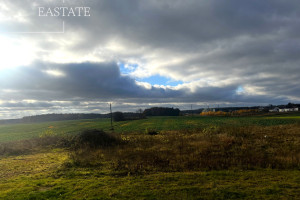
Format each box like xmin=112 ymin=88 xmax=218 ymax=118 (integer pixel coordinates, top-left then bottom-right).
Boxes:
xmin=0 ymin=150 xmax=68 ymax=180
xmin=121 ymin=123 xmax=130 ymax=127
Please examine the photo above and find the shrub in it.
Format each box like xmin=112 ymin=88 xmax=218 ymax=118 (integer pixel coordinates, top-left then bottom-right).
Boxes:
xmin=145 ymin=128 xmax=159 ymax=135
xmin=72 ymin=129 xmax=120 ymax=149
xmin=68 ymin=129 xmax=122 ymax=167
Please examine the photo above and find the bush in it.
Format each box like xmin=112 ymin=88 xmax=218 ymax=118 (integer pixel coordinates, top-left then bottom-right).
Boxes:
xmin=69 ymin=129 xmax=121 ymax=167
xmin=145 ymin=128 xmax=159 ymax=135
xmin=73 ymin=129 xmax=120 ymax=149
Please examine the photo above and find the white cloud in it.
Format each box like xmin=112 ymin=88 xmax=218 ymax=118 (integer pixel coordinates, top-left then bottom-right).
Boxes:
xmin=44 ymin=69 xmax=66 ymax=77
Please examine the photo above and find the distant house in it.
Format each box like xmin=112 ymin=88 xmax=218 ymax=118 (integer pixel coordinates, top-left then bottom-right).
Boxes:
xmin=269 ymin=107 xmax=280 ymax=112
xmin=279 ymin=108 xmax=299 ymax=112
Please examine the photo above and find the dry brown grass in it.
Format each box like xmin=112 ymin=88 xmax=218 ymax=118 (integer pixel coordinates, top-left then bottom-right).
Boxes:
xmin=69 ymin=124 xmax=300 ymax=173
xmin=2 ymin=124 xmax=299 ymax=172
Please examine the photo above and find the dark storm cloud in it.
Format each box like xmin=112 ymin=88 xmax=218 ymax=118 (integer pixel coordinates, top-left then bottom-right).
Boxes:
xmin=1 ymin=62 xmax=144 ymax=100
xmin=0 ymin=62 xmax=182 ymax=101
xmin=63 ymin=0 xmax=300 ymax=50
xmin=0 ymin=62 xmax=287 ymax=104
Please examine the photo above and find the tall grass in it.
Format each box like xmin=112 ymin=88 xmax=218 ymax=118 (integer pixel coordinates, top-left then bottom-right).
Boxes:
xmin=2 ymin=123 xmax=299 ymax=172
xmin=68 ymin=124 xmax=300 ymax=173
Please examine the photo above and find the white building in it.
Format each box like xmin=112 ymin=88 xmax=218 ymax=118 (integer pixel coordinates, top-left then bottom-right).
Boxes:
xmin=279 ymin=108 xmax=299 ymax=112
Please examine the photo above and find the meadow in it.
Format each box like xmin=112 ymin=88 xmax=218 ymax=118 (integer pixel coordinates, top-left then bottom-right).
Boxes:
xmin=0 ymin=114 xmax=300 ymax=142
xmin=0 ymin=113 xmax=300 ymax=199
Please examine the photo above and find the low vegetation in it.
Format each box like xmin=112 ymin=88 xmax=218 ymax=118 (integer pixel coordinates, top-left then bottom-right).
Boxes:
xmin=0 ymin=135 xmax=70 ymax=156
xmin=1 ymin=151 xmax=299 ymax=199
xmin=68 ymin=124 xmax=300 ymax=173
xmin=0 ymin=114 xmax=300 ymax=199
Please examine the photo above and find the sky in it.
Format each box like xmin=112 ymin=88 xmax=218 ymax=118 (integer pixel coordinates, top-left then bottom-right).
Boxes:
xmin=0 ymin=0 xmax=299 ymax=119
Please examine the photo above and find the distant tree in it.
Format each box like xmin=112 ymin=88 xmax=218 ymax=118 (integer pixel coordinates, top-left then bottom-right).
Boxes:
xmin=113 ymin=112 xmax=125 ymax=122
xmin=136 ymin=108 xmax=145 ymax=119
xmin=287 ymin=102 xmax=294 ymax=108
xmin=143 ymin=107 xmax=180 ymax=116
xmin=136 ymin=108 xmax=143 ymax=114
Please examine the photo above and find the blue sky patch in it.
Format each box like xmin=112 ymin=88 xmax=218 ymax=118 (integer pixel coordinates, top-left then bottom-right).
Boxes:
xmin=119 ymin=63 xmax=183 ymax=86
xmin=236 ymin=86 xmax=245 ymax=93
xmin=119 ymin=63 xmax=138 ymax=74
xmin=138 ymin=75 xmax=183 ymax=86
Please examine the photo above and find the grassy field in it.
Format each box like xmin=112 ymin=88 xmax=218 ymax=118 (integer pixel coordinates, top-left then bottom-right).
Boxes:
xmin=0 ymin=150 xmax=299 ymax=199
xmin=0 ymin=113 xmax=300 ymax=199
xmin=1 ymin=114 xmax=300 ymax=143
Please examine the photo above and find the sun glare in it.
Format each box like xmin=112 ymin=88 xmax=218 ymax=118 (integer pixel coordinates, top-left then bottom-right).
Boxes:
xmin=0 ymin=35 xmax=35 ymax=69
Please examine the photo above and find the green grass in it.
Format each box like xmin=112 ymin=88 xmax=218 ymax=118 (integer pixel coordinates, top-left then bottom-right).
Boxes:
xmin=1 ymin=113 xmax=300 ymax=143
xmin=0 ymin=113 xmax=300 ymax=199
xmin=114 ymin=115 xmax=300 ymax=133
xmin=0 ymin=150 xmax=299 ymax=200
xmin=0 ymin=119 xmax=112 ymax=143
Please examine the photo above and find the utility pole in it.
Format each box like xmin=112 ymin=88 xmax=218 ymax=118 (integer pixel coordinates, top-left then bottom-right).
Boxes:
xmin=191 ymin=104 xmax=193 ymax=116
xmin=110 ymin=103 xmax=114 ymax=130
